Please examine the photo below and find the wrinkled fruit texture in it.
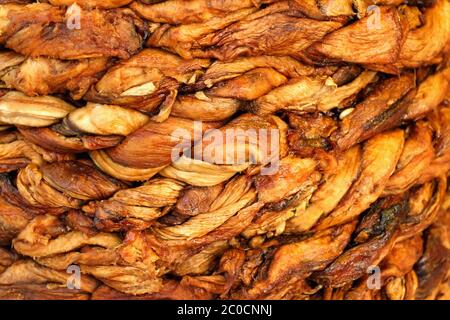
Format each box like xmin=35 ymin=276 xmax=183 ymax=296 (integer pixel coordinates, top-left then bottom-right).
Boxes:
xmin=0 ymin=0 xmax=449 ymax=300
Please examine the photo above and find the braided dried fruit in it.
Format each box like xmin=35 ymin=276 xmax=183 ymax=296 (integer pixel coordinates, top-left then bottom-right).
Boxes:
xmin=0 ymin=0 xmax=449 ymax=301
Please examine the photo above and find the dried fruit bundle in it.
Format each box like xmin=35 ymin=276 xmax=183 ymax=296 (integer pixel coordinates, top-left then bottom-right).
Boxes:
xmin=0 ymin=0 xmax=449 ymax=300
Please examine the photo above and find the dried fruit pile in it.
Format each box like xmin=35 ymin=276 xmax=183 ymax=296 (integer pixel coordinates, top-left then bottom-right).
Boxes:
xmin=0 ymin=0 xmax=449 ymax=300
